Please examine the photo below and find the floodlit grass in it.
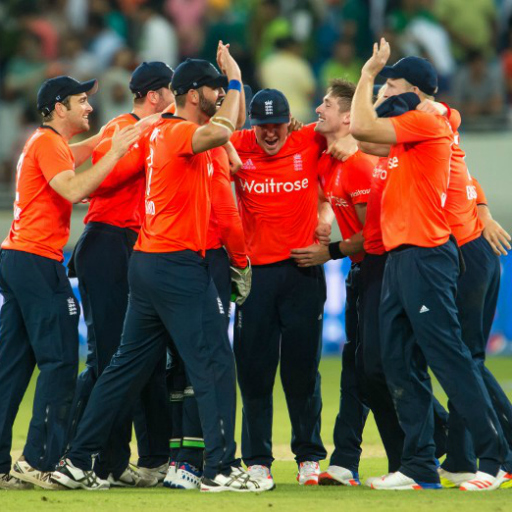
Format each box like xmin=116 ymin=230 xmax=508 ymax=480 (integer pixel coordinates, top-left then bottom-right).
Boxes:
xmin=3 ymin=357 xmax=512 ymax=511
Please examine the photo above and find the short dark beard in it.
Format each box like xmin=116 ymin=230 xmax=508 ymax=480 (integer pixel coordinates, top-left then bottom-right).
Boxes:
xmin=198 ymin=88 xmax=217 ymax=118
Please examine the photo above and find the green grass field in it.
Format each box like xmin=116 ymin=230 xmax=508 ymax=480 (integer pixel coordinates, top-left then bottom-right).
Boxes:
xmin=3 ymin=357 xmax=512 ymax=511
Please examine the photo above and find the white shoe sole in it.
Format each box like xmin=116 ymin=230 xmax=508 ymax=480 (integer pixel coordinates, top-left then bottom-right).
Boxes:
xmin=10 ymin=469 xmax=62 ymax=491
xmin=51 ymin=471 xmax=109 ymax=491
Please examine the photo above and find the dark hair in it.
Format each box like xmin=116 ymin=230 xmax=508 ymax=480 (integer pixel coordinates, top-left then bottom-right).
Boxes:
xmin=42 ymin=96 xmax=72 ymax=122
xmin=327 ymin=79 xmax=356 ymax=113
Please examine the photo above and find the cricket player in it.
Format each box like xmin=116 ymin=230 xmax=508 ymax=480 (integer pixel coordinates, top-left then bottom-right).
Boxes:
xmin=289 ymin=80 xmax=377 ymax=486
xmin=52 ymin=46 xmax=270 ymax=493
xmin=65 ymin=61 xmax=175 ymax=488
xmin=230 ymin=88 xmax=327 ymax=486
xmin=351 ymin=40 xmax=508 ymax=491
xmin=0 ymin=76 xmax=139 ymax=490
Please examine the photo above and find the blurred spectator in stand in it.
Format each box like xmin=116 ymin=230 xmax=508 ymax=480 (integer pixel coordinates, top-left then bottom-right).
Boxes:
xmin=88 ymin=13 xmax=126 ymax=71
xmin=501 ymin=25 xmax=512 ymax=105
xmin=314 ymin=0 xmax=345 ymax=68
xmin=132 ymin=3 xmax=178 ymax=67
xmin=165 ymin=0 xmax=207 ymax=57
xmin=251 ymin=0 xmax=291 ymax=63
xmin=319 ymin=39 xmax=362 ymax=89
xmin=452 ymin=50 xmax=505 ymax=122
xmin=342 ymin=0 xmax=373 ymax=59
xmin=388 ymin=0 xmax=454 ymax=94
xmin=200 ymin=1 xmax=256 ymax=88
xmin=96 ymin=47 xmax=136 ymax=126
xmin=58 ymin=35 xmax=98 ymax=81
xmin=259 ymin=36 xmax=315 ymax=122
xmin=434 ymin=0 xmax=497 ymax=62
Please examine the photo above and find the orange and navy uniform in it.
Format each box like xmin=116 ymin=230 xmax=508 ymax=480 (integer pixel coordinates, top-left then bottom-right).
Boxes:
xmin=135 ymin=114 xmax=213 ymax=255
xmin=318 ymin=150 xmax=376 ymax=263
xmin=362 ymin=156 xmax=389 ymax=256
xmin=84 ymin=113 xmax=146 ymax=232
xmin=382 ymin=111 xmax=454 ymax=251
xmin=230 ymin=124 xmax=326 ymax=265
xmin=443 ymin=108 xmax=484 ymax=247
xmin=206 ymin=147 xmax=248 ymax=268
xmin=2 ymin=126 xmax=74 ymax=261
xmin=473 ymin=178 xmax=487 ymax=205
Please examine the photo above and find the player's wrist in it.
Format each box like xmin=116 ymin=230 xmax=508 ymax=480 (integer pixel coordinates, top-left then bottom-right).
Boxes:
xmin=328 ymin=241 xmax=346 ymax=260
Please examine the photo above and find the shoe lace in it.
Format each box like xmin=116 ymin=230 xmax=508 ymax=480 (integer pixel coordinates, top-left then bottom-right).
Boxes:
xmin=248 ymin=465 xmax=270 ymax=479
xmin=300 ymin=461 xmax=319 ymax=475
xmin=40 ymin=472 xmax=54 ymax=483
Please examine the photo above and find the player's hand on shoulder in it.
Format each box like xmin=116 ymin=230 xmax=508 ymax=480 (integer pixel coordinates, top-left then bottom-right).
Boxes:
xmin=327 ymin=138 xmax=358 ymax=162
xmin=110 ymin=124 xmax=141 ymax=158
xmin=362 ymin=37 xmax=390 ymax=79
xmin=417 ymin=100 xmax=447 ymax=117
xmin=288 ymin=117 xmax=304 ymax=134
xmin=483 ymin=218 xmax=511 ymax=256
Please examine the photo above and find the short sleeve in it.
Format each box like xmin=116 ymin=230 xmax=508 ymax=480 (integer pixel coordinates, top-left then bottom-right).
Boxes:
xmin=297 ymin=123 xmax=327 ymax=153
xmin=230 ymin=129 xmax=253 ymax=152
xmin=344 ymin=154 xmax=374 ymax=205
xmin=35 ymin=135 xmax=74 ymax=183
xmin=447 ymin=108 xmax=462 ymax=133
xmin=390 ymin=111 xmax=451 ymax=144
xmin=171 ymin=120 xmax=198 ymax=156
xmin=473 ymin=178 xmax=488 ymax=205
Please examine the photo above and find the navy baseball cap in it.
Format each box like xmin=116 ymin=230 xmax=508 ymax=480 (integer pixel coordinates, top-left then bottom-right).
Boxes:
xmin=249 ymin=89 xmax=290 ymax=126
xmin=37 ymin=76 xmax=98 ymax=115
xmin=129 ymin=62 xmax=174 ymax=98
xmin=379 ymin=56 xmax=438 ymax=96
xmin=171 ymin=58 xmax=228 ymax=96
xmin=376 ymin=92 xmax=420 ymax=118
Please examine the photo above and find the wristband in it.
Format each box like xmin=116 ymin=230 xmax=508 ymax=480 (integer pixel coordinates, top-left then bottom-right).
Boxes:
xmin=328 ymin=241 xmax=346 ymax=260
xmin=227 ymin=79 xmax=242 ymax=92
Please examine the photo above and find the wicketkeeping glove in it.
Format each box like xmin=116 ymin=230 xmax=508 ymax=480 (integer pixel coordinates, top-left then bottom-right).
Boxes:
xmin=230 ymin=258 xmax=252 ymax=306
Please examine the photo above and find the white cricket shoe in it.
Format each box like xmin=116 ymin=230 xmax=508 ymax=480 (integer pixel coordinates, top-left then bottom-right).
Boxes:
xmin=459 ymin=470 xmax=505 ymax=491
xmin=11 ymin=459 xmax=64 ymax=490
xmin=371 ymin=471 xmax=441 ymax=490
xmin=169 ymin=462 xmax=202 ymax=490
xmin=108 ymin=464 xmax=158 ymax=487
xmin=136 ymin=462 xmax=169 ymax=484
xmin=0 ymin=472 xmax=33 ymax=490
xmin=200 ymin=466 xmax=274 ymax=493
xmin=365 ymin=473 xmax=391 ymax=487
xmin=319 ymin=465 xmax=361 ymax=486
xmin=51 ymin=458 xmax=110 ymax=490
xmin=297 ymin=461 xmax=320 ymax=486
xmin=247 ymin=465 xmax=275 ymax=490
xmin=163 ymin=461 xmax=178 ymax=488
xmin=438 ymin=468 xmax=477 ymax=488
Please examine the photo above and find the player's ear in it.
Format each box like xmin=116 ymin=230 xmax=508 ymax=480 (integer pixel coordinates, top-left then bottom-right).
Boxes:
xmin=342 ymin=111 xmax=351 ymax=125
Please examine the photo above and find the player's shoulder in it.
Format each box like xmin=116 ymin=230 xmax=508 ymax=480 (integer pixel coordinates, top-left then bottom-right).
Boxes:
xmin=288 ymin=123 xmax=317 ymax=143
xmin=230 ymin=128 xmax=257 ymax=150
xmin=32 ymin=126 xmax=69 ymax=154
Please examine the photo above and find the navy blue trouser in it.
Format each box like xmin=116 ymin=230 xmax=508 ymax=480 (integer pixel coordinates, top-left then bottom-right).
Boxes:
xmin=330 ymin=263 xmax=369 ymax=473
xmin=67 ymin=250 xmax=238 ymax=479
xmin=176 ymin=247 xmax=232 ymax=468
xmin=442 ymin=235 xmax=512 ymax=473
xmin=67 ymin=222 xmax=169 ymax=478
xmin=0 ymin=249 xmax=78 ymax=472
xmin=380 ymin=241 xmax=507 ymax=483
xmin=234 ymin=260 xmax=327 ymax=467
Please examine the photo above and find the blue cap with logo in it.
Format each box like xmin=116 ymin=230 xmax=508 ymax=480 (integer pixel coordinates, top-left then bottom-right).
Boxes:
xmin=249 ymin=89 xmax=290 ymax=126
xmin=171 ymin=58 xmax=228 ymax=96
xmin=37 ymin=76 xmax=98 ymax=116
xmin=129 ymin=62 xmax=174 ymax=98
xmin=376 ymin=92 xmax=421 ymax=118
xmin=379 ymin=56 xmax=438 ymax=96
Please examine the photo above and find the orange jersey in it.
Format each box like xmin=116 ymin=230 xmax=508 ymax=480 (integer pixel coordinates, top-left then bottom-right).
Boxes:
xmin=207 ymin=147 xmax=248 ymax=268
xmin=135 ymin=114 xmax=213 ymax=255
xmin=231 ymin=124 xmax=325 ymax=265
xmin=363 ymin=157 xmax=389 ymax=255
xmin=473 ymin=177 xmax=487 ymax=205
xmin=444 ymin=109 xmax=483 ymax=246
xmin=85 ymin=113 xmax=146 ymax=232
xmin=318 ymin=150 xmax=375 ymax=263
xmin=382 ymin=111 xmax=454 ymax=251
xmin=2 ymin=127 xmax=74 ymax=261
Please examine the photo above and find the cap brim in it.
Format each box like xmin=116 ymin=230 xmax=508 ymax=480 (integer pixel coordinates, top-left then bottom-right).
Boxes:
xmin=74 ymin=79 xmax=99 ymax=96
xmin=379 ymin=66 xmax=400 ymax=79
xmin=204 ymin=75 xmax=228 ymax=89
xmin=250 ymin=115 xmax=290 ymax=126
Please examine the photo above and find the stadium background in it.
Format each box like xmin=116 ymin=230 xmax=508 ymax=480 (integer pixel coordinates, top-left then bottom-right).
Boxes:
xmin=0 ymin=0 xmax=511 ymax=354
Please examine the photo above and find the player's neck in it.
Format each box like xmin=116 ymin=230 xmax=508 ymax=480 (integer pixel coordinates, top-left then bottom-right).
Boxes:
xmin=325 ymin=130 xmax=353 ymax=147
xmin=175 ymin=104 xmax=209 ymax=125
xmin=43 ymin=120 xmax=78 ymax=142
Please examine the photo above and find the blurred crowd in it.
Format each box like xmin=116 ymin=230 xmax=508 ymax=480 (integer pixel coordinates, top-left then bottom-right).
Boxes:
xmin=1 ymin=0 xmax=512 ymax=186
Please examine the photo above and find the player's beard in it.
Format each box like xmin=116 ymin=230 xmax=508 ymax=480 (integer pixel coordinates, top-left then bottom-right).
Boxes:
xmin=198 ymin=89 xmax=217 ymax=118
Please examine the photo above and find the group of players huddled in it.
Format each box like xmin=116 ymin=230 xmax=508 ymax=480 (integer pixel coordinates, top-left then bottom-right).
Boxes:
xmin=1 ymin=39 xmax=512 ymax=494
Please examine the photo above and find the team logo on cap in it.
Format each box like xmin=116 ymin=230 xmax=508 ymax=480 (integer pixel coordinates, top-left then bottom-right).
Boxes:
xmin=265 ymin=100 xmax=273 ymax=115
